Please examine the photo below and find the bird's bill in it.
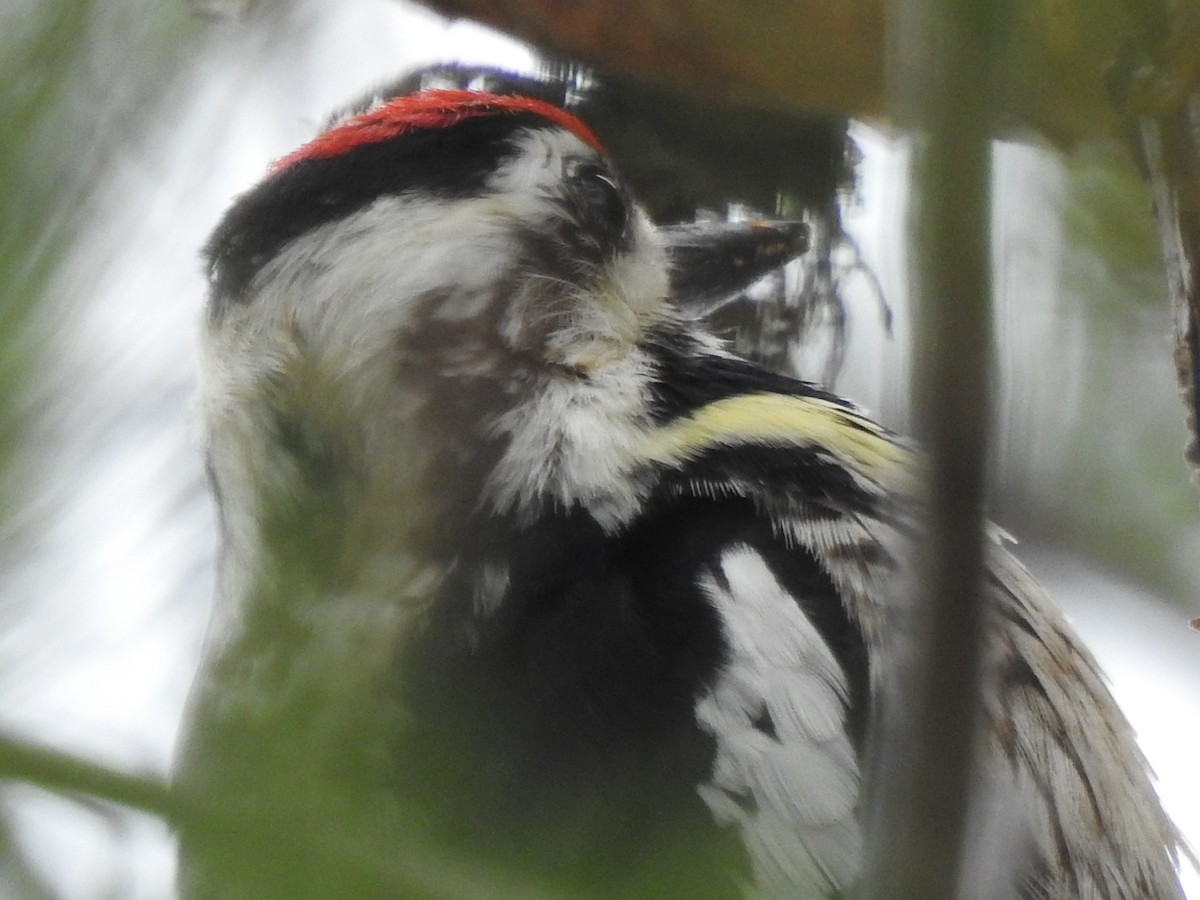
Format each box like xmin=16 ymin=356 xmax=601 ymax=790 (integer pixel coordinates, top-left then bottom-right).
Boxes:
xmin=662 ymin=219 xmax=809 ymax=317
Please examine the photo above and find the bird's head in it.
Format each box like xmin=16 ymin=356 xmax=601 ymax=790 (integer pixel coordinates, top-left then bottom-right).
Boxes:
xmin=206 ymin=89 xmax=667 ymax=387
xmin=199 ymin=89 xmax=808 ymax=596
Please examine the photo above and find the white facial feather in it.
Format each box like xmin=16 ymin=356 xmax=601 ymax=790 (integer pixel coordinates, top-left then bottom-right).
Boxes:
xmin=483 ymin=350 xmax=657 ymax=528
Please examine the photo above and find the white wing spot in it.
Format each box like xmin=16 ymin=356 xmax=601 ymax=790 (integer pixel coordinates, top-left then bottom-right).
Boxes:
xmin=695 ymin=546 xmax=862 ymax=896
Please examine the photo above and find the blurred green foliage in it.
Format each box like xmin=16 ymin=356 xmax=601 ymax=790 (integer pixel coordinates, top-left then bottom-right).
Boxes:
xmin=0 ymin=2 xmax=205 ymax=893
xmin=0 ymin=5 xmax=90 ymax=892
xmin=0 ymin=5 xmax=85 ymax=530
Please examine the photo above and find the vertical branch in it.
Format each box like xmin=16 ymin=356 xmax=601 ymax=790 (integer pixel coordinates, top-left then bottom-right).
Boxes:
xmin=1142 ymin=105 xmax=1200 ymax=485
xmin=1114 ymin=6 xmax=1200 ymax=487
xmin=863 ymin=1 xmax=997 ymax=897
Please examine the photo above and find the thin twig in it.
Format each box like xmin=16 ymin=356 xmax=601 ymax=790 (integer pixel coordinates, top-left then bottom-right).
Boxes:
xmin=862 ymin=1 xmax=996 ymax=897
xmin=0 ymin=730 xmax=176 ymax=819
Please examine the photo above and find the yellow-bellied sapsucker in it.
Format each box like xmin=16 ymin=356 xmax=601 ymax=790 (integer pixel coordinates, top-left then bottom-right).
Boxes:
xmin=177 ymin=88 xmax=1185 ymax=899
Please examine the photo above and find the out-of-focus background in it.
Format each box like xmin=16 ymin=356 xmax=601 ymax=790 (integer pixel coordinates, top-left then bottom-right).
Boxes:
xmin=0 ymin=1 xmax=1196 ymax=896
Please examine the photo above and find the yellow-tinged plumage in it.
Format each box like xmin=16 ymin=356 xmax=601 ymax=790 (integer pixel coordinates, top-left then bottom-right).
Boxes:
xmin=642 ymin=392 xmax=912 ymax=487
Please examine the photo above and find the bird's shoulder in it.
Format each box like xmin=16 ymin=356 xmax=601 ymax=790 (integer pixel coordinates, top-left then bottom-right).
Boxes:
xmin=431 ymin=333 xmax=891 ymax=893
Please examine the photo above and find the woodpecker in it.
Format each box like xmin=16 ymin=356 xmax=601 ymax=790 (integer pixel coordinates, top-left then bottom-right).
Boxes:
xmin=179 ymin=88 xmax=1185 ymax=899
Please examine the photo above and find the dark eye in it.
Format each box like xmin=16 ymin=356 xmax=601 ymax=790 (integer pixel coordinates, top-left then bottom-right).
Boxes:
xmin=570 ymin=162 xmax=629 ymax=245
